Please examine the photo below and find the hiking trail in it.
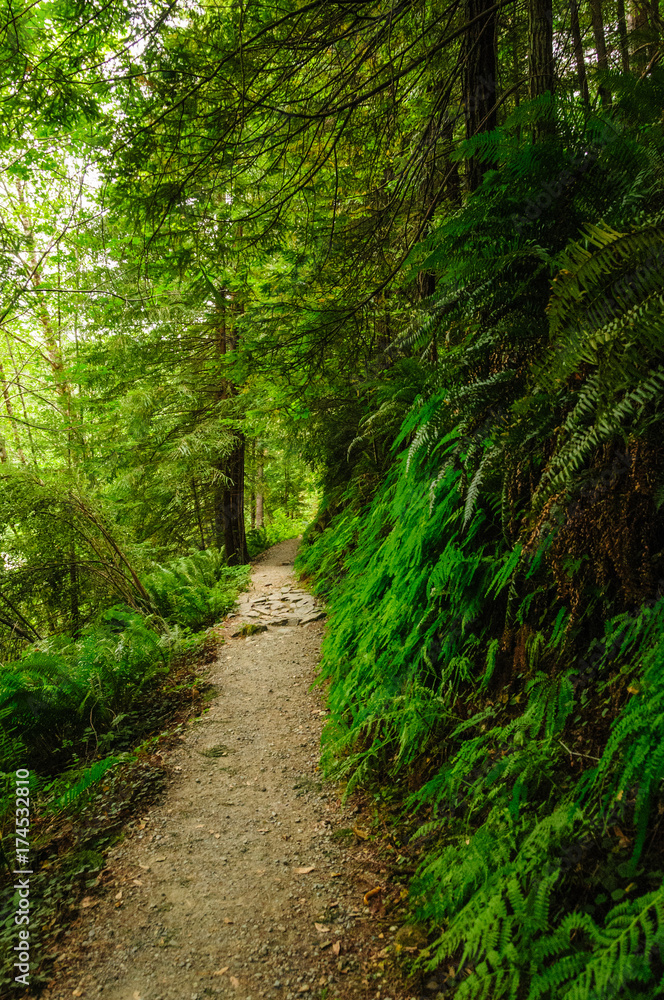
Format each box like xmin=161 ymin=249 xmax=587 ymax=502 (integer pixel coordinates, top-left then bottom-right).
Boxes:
xmin=40 ymin=539 xmax=392 ymax=1000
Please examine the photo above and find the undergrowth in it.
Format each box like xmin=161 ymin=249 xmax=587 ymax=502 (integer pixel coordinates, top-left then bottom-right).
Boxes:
xmin=0 ymin=547 xmax=248 ymax=990
xmin=297 ymin=83 xmax=664 ymax=1000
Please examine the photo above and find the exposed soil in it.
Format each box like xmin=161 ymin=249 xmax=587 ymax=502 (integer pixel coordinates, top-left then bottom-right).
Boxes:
xmin=37 ymin=539 xmax=408 ymax=1000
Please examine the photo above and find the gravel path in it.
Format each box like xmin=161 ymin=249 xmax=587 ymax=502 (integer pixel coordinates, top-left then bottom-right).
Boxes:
xmin=41 ymin=539 xmax=384 ymax=1000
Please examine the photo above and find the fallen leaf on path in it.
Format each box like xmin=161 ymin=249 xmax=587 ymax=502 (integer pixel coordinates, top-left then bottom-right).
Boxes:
xmin=133 ymin=993 xmax=142 ymax=1000
xmin=353 ymin=827 xmax=369 ymax=840
xmin=72 ymin=990 xmax=82 ymax=996
xmin=230 ymin=976 xmax=240 ymax=988
xmin=223 ymin=918 xmax=234 ymax=924
xmin=154 ymin=857 xmax=167 ymax=862
xmin=138 ymin=863 xmax=150 ymax=871
xmin=81 ymin=897 xmax=98 ymax=908
xmin=314 ymin=923 xmax=330 ymax=933
xmin=332 ymin=942 xmax=341 ymax=956
xmin=258 ymin=828 xmax=269 ymax=833
xmin=132 ymin=879 xmax=143 ymax=887
xmin=114 ymin=890 xmax=122 ymax=900
xmin=294 ymin=866 xmax=315 ymax=874
xmin=213 ymin=967 xmax=229 ymax=976
xmin=215 ymin=833 xmax=221 ymax=839
xmin=194 ymin=824 xmax=204 ymax=829
xmin=330 ymin=873 xmax=342 ymax=878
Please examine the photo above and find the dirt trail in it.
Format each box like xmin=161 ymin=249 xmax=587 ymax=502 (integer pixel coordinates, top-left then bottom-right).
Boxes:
xmin=42 ymin=539 xmax=386 ymax=1000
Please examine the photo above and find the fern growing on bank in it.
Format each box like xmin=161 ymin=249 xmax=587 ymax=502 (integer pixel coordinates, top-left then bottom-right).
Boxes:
xmin=298 ymin=82 xmax=664 ymax=999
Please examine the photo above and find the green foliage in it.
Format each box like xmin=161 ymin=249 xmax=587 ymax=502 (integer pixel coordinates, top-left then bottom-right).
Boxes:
xmin=141 ymin=549 xmax=249 ymax=630
xmin=297 ymin=84 xmax=664 ymax=1000
xmin=48 ymin=756 xmax=122 ymax=813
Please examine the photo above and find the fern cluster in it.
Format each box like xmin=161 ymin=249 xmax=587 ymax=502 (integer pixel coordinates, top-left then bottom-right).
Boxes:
xmin=298 ymin=79 xmax=664 ymax=999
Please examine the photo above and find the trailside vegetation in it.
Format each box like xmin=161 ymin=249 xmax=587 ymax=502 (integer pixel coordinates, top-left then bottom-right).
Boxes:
xmin=297 ymin=86 xmax=664 ymax=1000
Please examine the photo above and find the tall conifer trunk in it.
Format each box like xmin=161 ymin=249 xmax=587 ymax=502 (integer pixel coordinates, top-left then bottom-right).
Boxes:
xmin=463 ymin=0 xmax=498 ymax=191
xmin=570 ymin=0 xmax=590 ymax=103
xmin=617 ymin=0 xmax=631 ymax=71
xmin=528 ymin=0 xmax=554 ymax=99
xmin=588 ymin=0 xmax=611 ymax=105
xmin=213 ymin=297 xmax=249 ymax=566
xmin=528 ymin=0 xmax=555 ymax=139
xmin=214 ymin=433 xmax=249 ymax=564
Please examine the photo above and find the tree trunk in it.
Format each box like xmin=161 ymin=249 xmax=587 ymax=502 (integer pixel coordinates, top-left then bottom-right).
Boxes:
xmin=0 ymin=360 xmax=27 ymax=463
xmin=463 ymin=0 xmax=498 ymax=191
xmin=212 ymin=293 xmax=249 ymax=565
xmin=214 ymin=434 xmax=249 ymax=565
xmin=69 ymin=543 xmax=80 ymax=637
xmin=192 ymin=477 xmax=207 ymax=550
xmin=617 ymin=0 xmax=631 ymax=71
xmin=570 ymin=0 xmax=591 ymax=103
xmin=256 ymin=450 xmax=264 ymax=528
xmin=588 ymin=0 xmax=611 ymax=105
xmin=528 ymin=0 xmax=555 ymax=102
xmin=250 ymin=439 xmax=256 ymax=530
xmin=256 ymin=489 xmax=264 ymax=529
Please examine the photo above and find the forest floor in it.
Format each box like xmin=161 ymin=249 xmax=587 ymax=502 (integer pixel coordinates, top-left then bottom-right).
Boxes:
xmin=35 ymin=539 xmax=413 ymax=1000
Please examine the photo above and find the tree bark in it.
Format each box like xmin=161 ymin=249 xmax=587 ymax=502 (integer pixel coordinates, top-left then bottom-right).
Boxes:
xmin=192 ymin=477 xmax=207 ymax=550
xmin=617 ymin=0 xmax=631 ymax=71
xmin=588 ymin=0 xmax=611 ymax=105
xmin=570 ymin=0 xmax=591 ymax=103
xmin=212 ymin=293 xmax=249 ymax=565
xmin=256 ymin=488 xmax=264 ymax=529
xmin=256 ymin=449 xmax=264 ymax=528
xmin=0 ymin=360 xmax=27 ymax=463
xmin=214 ymin=434 xmax=249 ymax=564
xmin=528 ymin=0 xmax=555 ymax=101
xmin=463 ymin=0 xmax=498 ymax=191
